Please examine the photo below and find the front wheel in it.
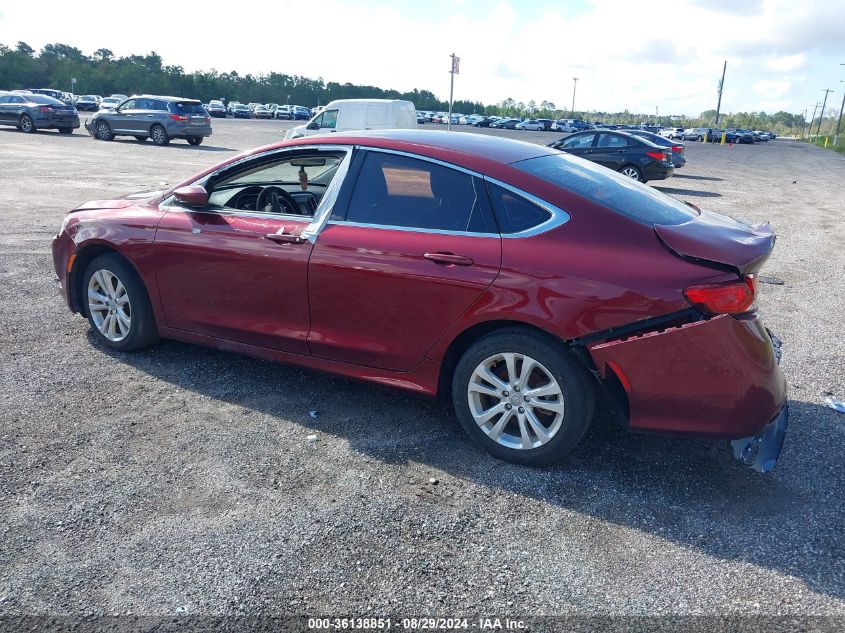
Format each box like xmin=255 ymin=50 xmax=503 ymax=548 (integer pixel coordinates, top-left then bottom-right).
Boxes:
xmin=19 ymin=114 xmax=35 ymax=133
xmin=150 ymin=124 xmax=170 ymax=146
xmin=451 ymin=328 xmax=595 ymax=465
xmin=619 ymin=165 xmax=643 ymax=181
xmin=95 ymin=121 xmax=114 ymax=141
xmin=187 ymin=136 xmax=203 ymax=146
xmin=82 ymin=254 xmax=158 ymax=352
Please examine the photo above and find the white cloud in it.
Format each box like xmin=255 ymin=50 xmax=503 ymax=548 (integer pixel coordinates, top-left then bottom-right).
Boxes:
xmin=754 ymin=80 xmax=791 ymax=99
xmin=765 ymin=54 xmax=806 ymax=72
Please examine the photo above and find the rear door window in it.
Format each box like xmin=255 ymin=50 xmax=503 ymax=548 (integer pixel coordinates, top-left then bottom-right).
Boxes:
xmin=485 ymin=182 xmax=552 ymax=234
xmin=344 ymin=152 xmax=496 ymax=234
xmin=171 ymin=102 xmax=206 ymax=115
xmin=597 ymin=133 xmax=628 ymax=147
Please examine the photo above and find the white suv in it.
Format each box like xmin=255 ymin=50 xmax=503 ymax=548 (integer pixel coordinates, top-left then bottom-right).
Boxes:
xmin=660 ymin=127 xmax=685 ymax=140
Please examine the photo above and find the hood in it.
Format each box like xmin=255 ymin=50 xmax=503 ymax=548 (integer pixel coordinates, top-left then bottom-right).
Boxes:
xmin=284 ymin=125 xmax=306 ymax=140
xmin=654 ymin=209 xmax=775 ymax=275
xmin=72 ymin=190 xmax=162 ymax=212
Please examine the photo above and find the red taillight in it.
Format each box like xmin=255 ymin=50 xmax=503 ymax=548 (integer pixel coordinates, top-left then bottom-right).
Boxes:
xmin=645 ymin=150 xmax=665 ymax=161
xmin=672 ymin=145 xmax=683 ymax=152
xmin=39 ymin=106 xmax=54 ymax=113
xmin=684 ymin=275 xmax=758 ymax=315
xmin=169 ymin=114 xmax=188 ymax=121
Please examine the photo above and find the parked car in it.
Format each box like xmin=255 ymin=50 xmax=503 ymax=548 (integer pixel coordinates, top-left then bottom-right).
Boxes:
xmin=252 ymin=105 xmax=274 ymax=119
xmin=683 ymin=127 xmax=711 ymax=141
xmin=472 ymin=117 xmax=494 ymax=128
xmin=230 ymin=103 xmax=252 ymax=119
xmin=109 ymin=94 xmax=129 ymax=101
xmin=660 ymin=127 xmax=685 ymax=140
xmin=291 ymin=105 xmax=311 ymax=121
xmin=753 ymin=130 xmax=769 ymax=141
xmin=516 ymin=119 xmax=545 ymax=131
xmin=85 ymin=95 xmax=212 ymax=146
xmin=732 ymin=129 xmax=755 ymax=144
xmin=274 ymin=105 xmax=292 ymax=120
xmin=536 ymin=119 xmax=553 ymax=131
xmin=0 ymin=92 xmax=79 ymax=134
xmin=492 ymin=118 xmax=520 ymax=129
xmin=247 ymin=102 xmax=262 ymax=112
xmin=416 ymin=111 xmax=426 ymax=124
xmin=627 ymin=130 xmax=686 ymax=168
xmin=207 ymin=100 xmax=227 ymax=118
xmin=98 ymin=97 xmax=122 ymax=110
xmin=548 ymin=130 xmax=674 ymax=183
xmin=75 ymin=95 xmax=102 ymax=112
xmin=285 ymin=99 xmax=416 ymax=140
xmin=28 ymin=88 xmax=66 ymax=101
xmin=551 ymin=119 xmax=591 ymax=132
xmin=51 ymin=129 xmax=787 ymax=472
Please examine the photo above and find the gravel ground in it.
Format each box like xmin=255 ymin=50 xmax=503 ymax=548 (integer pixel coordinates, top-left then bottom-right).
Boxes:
xmin=0 ymin=119 xmax=843 ymax=626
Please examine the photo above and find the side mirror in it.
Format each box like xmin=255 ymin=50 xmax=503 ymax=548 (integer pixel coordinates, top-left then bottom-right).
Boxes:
xmin=306 ymin=122 xmax=319 ymax=130
xmin=173 ymin=185 xmax=208 ymax=208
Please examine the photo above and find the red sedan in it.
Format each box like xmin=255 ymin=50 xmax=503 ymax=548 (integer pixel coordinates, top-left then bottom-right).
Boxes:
xmin=52 ymin=131 xmax=787 ymax=471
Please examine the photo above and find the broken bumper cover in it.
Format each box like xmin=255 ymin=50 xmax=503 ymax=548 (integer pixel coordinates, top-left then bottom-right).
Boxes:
xmin=587 ymin=314 xmax=788 ymax=471
xmin=730 ymin=403 xmax=788 ymax=473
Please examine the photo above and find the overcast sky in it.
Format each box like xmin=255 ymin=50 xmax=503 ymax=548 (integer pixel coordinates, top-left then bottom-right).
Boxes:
xmin=1 ymin=0 xmax=843 ymax=116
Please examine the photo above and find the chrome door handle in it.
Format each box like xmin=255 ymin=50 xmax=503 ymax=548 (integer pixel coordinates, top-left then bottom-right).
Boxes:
xmin=423 ymin=252 xmax=474 ymax=266
xmin=265 ymin=232 xmax=304 ymax=244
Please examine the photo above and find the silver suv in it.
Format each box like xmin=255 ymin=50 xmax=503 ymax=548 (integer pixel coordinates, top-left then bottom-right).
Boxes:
xmin=85 ymin=95 xmax=212 ymax=146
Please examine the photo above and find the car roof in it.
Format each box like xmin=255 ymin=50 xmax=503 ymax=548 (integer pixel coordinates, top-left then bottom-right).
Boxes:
xmin=129 ymin=94 xmax=200 ymax=103
xmin=289 ymin=129 xmax=558 ymax=166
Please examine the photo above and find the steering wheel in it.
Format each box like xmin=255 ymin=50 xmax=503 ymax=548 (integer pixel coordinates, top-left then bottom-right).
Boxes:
xmin=256 ymin=186 xmax=300 ymax=215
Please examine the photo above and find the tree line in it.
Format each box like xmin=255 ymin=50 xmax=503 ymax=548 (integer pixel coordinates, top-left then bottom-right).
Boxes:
xmin=1 ymin=41 xmax=835 ymax=136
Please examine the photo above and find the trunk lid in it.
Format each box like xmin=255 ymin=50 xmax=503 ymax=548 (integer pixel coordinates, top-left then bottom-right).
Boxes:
xmin=654 ymin=208 xmax=775 ymax=275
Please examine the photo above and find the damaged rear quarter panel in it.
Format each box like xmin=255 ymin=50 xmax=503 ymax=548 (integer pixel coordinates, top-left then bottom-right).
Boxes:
xmin=588 ymin=314 xmax=787 ymax=438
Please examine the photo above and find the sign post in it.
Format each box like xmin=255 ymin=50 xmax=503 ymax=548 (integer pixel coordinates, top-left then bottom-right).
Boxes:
xmin=447 ymin=53 xmax=459 ymax=131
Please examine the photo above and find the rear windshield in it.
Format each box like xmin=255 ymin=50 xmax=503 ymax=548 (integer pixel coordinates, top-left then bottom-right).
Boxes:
xmin=28 ymin=94 xmax=63 ymax=105
xmin=170 ymin=102 xmax=206 ymax=115
xmin=512 ymin=153 xmax=698 ymax=226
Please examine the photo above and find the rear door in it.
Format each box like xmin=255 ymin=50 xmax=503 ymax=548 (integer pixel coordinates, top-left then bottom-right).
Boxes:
xmin=307 ymin=149 xmax=502 ymax=371
xmin=592 ymin=132 xmax=630 ymax=170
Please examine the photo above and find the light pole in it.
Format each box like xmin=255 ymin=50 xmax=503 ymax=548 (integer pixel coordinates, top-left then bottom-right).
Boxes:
xmin=835 ymin=64 xmax=845 ymax=146
xmin=447 ymin=53 xmax=459 ymax=132
xmin=571 ymin=77 xmax=578 ymax=114
xmin=817 ymin=88 xmax=833 ymax=137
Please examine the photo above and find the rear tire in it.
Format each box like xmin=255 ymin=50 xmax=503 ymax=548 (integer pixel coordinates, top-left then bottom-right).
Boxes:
xmin=619 ymin=165 xmax=643 ymax=181
xmin=451 ymin=328 xmax=595 ymax=466
xmin=187 ymin=136 xmax=203 ymax=146
xmin=19 ymin=114 xmax=35 ymax=133
xmin=82 ymin=254 xmax=158 ymax=352
xmin=95 ymin=121 xmax=114 ymax=141
xmin=150 ymin=124 xmax=170 ymax=146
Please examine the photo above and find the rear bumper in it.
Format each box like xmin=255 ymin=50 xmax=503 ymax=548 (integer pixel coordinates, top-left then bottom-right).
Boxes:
xmin=168 ymin=125 xmax=213 ymax=138
xmin=34 ymin=114 xmax=80 ymax=129
xmin=588 ymin=314 xmax=787 ymax=439
xmin=731 ymin=403 xmax=788 ymax=473
xmin=643 ymin=162 xmax=674 ymax=181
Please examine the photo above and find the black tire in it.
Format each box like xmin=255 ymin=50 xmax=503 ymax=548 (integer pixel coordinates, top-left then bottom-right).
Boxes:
xmin=95 ymin=120 xmax=114 ymax=141
xmin=619 ymin=165 xmax=643 ymax=181
xmin=134 ymin=135 xmax=147 ymax=141
xmin=19 ymin=114 xmax=35 ymax=133
xmin=150 ymin=124 xmax=170 ymax=146
xmin=451 ymin=328 xmax=595 ymax=466
xmin=81 ymin=254 xmax=159 ymax=352
xmin=187 ymin=136 xmax=203 ymax=146
xmin=58 ymin=127 xmax=73 ymax=134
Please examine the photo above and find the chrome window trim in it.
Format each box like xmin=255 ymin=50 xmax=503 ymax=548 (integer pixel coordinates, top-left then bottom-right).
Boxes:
xmin=159 ymin=145 xmax=353 ymax=239
xmin=325 ymin=220 xmax=499 ymax=239
xmin=352 ymin=146 xmax=570 ymax=239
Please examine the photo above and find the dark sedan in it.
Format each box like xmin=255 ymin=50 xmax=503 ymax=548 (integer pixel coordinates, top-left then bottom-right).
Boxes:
xmin=0 ymin=93 xmax=79 ymax=134
xmin=231 ymin=104 xmax=252 ymax=119
xmin=75 ymin=95 xmax=102 ymax=112
xmin=492 ymin=118 xmax=520 ymax=129
xmin=627 ymin=130 xmax=686 ymax=168
xmin=548 ymin=130 xmax=674 ymax=182
xmin=52 ymin=130 xmax=786 ymax=472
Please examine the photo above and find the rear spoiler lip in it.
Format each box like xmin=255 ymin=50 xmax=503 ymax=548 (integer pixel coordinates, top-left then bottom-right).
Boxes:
xmin=654 ymin=213 xmax=776 ymax=276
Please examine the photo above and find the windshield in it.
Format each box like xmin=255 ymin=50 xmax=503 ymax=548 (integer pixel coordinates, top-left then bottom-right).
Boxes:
xmin=512 ymin=153 xmax=698 ymax=226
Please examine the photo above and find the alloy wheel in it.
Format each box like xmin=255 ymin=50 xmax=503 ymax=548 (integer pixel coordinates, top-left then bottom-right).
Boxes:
xmin=20 ymin=115 xmax=33 ymax=132
xmin=467 ymin=352 xmax=565 ymax=450
xmin=87 ymin=269 xmax=131 ymax=342
xmin=620 ymin=167 xmax=641 ymax=180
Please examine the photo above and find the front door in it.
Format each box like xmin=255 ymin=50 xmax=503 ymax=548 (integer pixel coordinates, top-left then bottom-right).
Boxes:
xmin=557 ymin=131 xmax=596 ymax=158
xmin=108 ymin=99 xmax=141 ymax=134
xmin=307 ymin=150 xmax=502 ymax=371
xmin=153 ymin=148 xmax=347 ymax=353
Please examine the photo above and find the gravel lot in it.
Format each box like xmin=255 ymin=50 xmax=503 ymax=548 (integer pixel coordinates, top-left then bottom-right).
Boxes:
xmin=0 ymin=119 xmax=843 ymax=626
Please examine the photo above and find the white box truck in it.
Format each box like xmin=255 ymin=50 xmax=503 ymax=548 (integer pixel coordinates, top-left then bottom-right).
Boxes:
xmin=284 ymin=99 xmax=417 ymax=140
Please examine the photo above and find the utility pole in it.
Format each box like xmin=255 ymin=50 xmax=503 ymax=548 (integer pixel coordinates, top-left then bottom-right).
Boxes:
xmin=808 ymin=102 xmax=821 ymax=138
xmin=714 ymin=60 xmax=727 ymax=125
xmin=800 ymin=109 xmax=807 ymax=139
xmin=817 ymin=88 xmax=833 ymax=137
xmin=447 ymin=53 xmax=459 ymax=131
xmin=571 ymin=77 xmax=578 ymax=114
xmin=835 ymin=64 xmax=845 ymax=145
